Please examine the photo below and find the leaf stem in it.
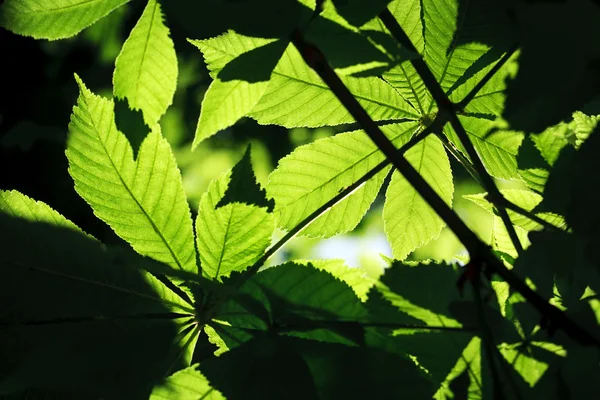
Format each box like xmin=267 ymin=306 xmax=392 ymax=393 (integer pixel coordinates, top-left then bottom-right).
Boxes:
xmin=378 ymin=8 xmax=524 ymax=256
xmin=290 ymin=28 xmax=600 ymax=347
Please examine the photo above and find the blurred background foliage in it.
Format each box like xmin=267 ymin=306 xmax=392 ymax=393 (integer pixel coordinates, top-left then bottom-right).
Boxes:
xmin=0 ymin=1 xmax=505 ymax=278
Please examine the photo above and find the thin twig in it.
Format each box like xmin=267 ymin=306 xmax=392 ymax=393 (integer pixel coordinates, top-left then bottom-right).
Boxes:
xmin=378 ymin=8 xmax=524 ymax=256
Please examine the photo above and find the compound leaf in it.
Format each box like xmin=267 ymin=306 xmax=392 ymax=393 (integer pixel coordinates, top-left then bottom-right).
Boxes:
xmin=267 ymin=122 xmax=418 ymax=238
xmin=383 ymin=135 xmax=453 ymax=260
xmin=114 ymin=0 xmax=177 ymax=126
xmin=66 ymin=76 xmax=197 ymax=273
xmin=0 ymin=0 xmax=129 ymax=40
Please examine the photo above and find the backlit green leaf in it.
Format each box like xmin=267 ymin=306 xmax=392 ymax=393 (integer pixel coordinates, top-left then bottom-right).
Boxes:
xmin=195 ymin=150 xmax=274 ymax=280
xmin=294 ymin=259 xmax=376 ymax=302
xmin=249 ymin=43 xmax=419 ymax=127
xmin=444 ymin=117 xmax=523 ymax=180
xmin=0 ymin=0 xmax=129 ymax=40
xmin=113 ymin=0 xmax=177 ymax=126
xmin=267 ymin=122 xmax=418 ymax=238
xmin=193 ymin=78 xmax=270 ymax=148
xmin=380 ymin=0 xmax=431 ymax=113
xmin=189 ymin=33 xmax=283 ymax=147
xmin=0 ymin=190 xmax=87 ymax=237
xmin=465 ymin=189 xmax=565 ymax=257
xmin=189 ymin=33 xmax=276 ymax=80
xmin=383 ymin=135 xmax=453 ymax=260
xmin=66 ymin=76 xmax=197 ymax=273
xmin=150 ymin=365 xmax=225 ymax=400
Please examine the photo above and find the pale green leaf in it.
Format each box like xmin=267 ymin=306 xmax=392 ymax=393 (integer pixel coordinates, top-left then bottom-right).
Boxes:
xmin=66 ymin=76 xmax=197 ymax=273
xmin=0 ymin=0 xmax=129 ymax=40
xmin=383 ymin=135 xmax=453 ymax=260
xmin=193 ymin=78 xmax=270 ymax=148
xmin=0 ymin=190 xmax=88 ymax=237
xmin=249 ymin=43 xmax=420 ymax=127
xmin=267 ymin=122 xmax=418 ymax=238
xmin=113 ymin=0 xmax=177 ymax=126
xmin=196 ymin=170 xmax=274 ymax=280
xmin=151 ymin=365 xmax=225 ymax=400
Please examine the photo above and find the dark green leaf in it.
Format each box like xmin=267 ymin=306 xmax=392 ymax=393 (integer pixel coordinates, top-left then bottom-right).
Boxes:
xmin=0 ymin=214 xmax=193 ymax=398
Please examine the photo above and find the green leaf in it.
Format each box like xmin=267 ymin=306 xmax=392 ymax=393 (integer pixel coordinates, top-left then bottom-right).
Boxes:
xmin=572 ymin=110 xmax=600 ymax=147
xmin=150 ymin=365 xmax=225 ymax=400
xmin=216 ymin=263 xmax=367 ymax=342
xmin=193 ymin=78 xmax=270 ymax=148
xmin=465 ymin=189 xmax=565 ymax=257
xmin=464 ymin=189 xmax=564 ymax=232
xmin=200 ymin=334 xmax=434 ymax=400
xmin=195 ymin=150 xmax=274 ymax=280
xmin=304 ymin=2 xmax=413 ymax=77
xmin=366 ymin=327 xmax=473 ymax=389
xmin=444 ymin=116 xmax=523 ymax=180
xmin=532 ymin=122 xmax=571 ymax=166
xmin=0 ymin=0 xmax=129 ymax=40
xmin=113 ymin=0 xmax=177 ymax=126
xmin=376 ymin=261 xmax=464 ymax=327
xmin=267 ymin=122 xmax=417 ymax=238
xmin=0 ymin=190 xmax=89 ymax=237
xmin=383 ymin=135 xmax=453 ymax=260
xmin=379 ymin=0 xmax=431 ymax=113
xmin=66 ymin=76 xmax=197 ymax=273
xmin=294 ymin=259 xmax=375 ymax=302
xmin=249 ymin=43 xmax=420 ymax=127
xmin=190 ymin=34 xmax=286 ymax=148
xmin=0 ymin=213 xmax=193 ymax=398
xmin=421 ymin=0 xmax=512 ymax=111
xmin=189 ymin=33 xmax=276 ymax=80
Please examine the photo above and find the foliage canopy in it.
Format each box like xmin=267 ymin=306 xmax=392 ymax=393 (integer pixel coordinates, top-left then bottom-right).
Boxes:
xmin=1 ymin=0 xmax=600 ymax=398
